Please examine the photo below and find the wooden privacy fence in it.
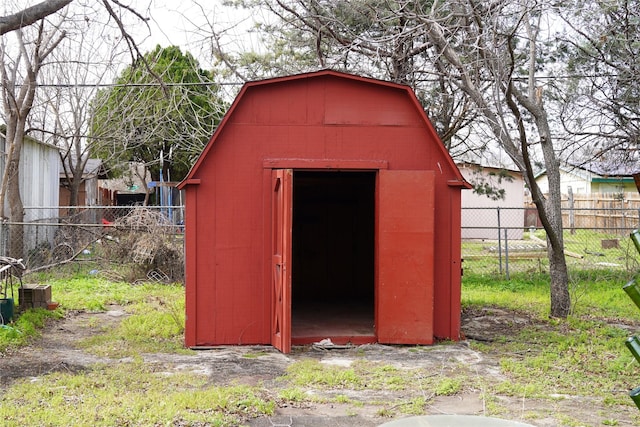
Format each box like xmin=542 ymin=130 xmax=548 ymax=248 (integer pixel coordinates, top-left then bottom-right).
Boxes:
xmin=525 ymin=193 xmax=640 ymax=235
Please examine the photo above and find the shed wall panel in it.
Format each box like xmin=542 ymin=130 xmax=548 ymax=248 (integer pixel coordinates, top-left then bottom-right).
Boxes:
xmin=324 ymin=81 xmax=422 ymax=126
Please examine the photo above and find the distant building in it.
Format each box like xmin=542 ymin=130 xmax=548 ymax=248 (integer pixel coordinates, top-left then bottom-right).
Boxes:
xmin=98 ymin=162 xmax=153 ymax=206
xmin=0 ymin=127 xmax=60 ymax=256
xmin=535 ymin=161 xmax=640 ymax=195
xmin=59 ymin=157 xmax=108 ymax=208
xmin=458 ymin=162 xmax=525 ymax=240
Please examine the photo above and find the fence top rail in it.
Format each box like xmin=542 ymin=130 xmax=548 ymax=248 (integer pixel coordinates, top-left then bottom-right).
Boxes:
xmin=0 ymin=221 xmax=183 ymax=227
xmin=462 ymin=206 xmax=640 ymax=212
xmin=462 ymin=207 xmax=527 ymax=210
xmin=24 ymin=205 xmax=185 ymax=210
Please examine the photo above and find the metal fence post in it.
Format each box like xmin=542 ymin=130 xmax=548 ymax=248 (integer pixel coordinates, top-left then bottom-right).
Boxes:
xmin=0 ymin=219 xmax=4 ymax=257
xmin=497 ymin=207 xmax=502 ymax=275
xmin=568 ymin=186 xmax=575 ymax=235
xmin=504 ymin=228 xmax=510 ymax=280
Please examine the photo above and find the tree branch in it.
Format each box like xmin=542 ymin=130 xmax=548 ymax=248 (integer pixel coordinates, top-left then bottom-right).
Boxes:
xmin=0 ymin=0 xmax=72 ymax=35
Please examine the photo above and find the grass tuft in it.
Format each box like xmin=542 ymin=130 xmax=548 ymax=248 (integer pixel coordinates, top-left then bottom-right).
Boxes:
xmin=0 ymin=362 xmax=273 ymax=426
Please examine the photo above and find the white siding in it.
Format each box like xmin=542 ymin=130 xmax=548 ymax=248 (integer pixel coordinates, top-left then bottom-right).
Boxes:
xmin=0 ymin=136 xmax=60 ymax=258
xmin=536 ymin=169 xmax=591 ymax=195
xmin=20 ymin=138 xmax=60 ymax=220
xmin=459 ymin=164 xmax=525 ymax=240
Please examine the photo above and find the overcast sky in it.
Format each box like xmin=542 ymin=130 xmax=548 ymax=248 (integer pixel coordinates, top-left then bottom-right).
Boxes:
xmin=140 ymin=0 xmax=263 ymax=68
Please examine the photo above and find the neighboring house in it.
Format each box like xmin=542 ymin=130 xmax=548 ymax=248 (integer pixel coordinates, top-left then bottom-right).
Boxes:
xmin=59 ymin=157 xmax=108 ymax=224
xmin=98 ymin=162 xmax=153 ymax=207
xmin=0 ymin=128 xmax=60 ymax=257
xmin=535 ymin=161 xmax=640 ymax=195
xmin=458 ymin=162 xmax=525 ymax=240
xmin=59 ymin=157 xmax=108 ymax=208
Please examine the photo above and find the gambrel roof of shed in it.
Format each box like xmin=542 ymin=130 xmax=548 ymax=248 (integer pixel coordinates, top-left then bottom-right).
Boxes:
xmin=180 ymin=69 xmax=468 ymax=187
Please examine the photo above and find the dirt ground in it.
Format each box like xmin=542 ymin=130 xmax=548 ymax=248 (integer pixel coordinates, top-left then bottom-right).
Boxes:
xmin=1 ymin=306 xmax=638 ymax=426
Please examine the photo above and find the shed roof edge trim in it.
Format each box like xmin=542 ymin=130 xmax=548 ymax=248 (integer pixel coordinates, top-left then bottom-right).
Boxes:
xmin=177 ymin=178 xmax=200 ymax=190
xmin=448 ymin=179 xmax=473 ymax=189
xmin=243 ymin=69 xmax=410 ymax=91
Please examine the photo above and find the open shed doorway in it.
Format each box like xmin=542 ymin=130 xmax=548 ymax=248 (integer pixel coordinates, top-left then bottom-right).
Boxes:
xmin=291 ymin=170 xmax=376 ymax=344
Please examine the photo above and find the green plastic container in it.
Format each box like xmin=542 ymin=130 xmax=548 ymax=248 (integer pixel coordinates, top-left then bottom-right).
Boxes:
xmin=626 ymin=336 xmax=640 ymax=363
xmin=0 ymin=298 xmax=14 ymax=325
xmin=632 ymin=229 xmax=640 ymax=255
xmin=630 ymin=386 xmax=640 ymax=410
xmin=623 ymin=279 xmax=640 ymax=310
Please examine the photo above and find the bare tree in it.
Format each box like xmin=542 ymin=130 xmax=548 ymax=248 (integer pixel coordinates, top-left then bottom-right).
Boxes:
xmin=1 ymin=1 xmax=151 ymax=66
xmin=0 ymin=0 xmax=152 ymax=260
xmin=558 ymin=0 xmax=639 ymax=165
xmin=420 ymin=2 xmax=570 ymax=316
xmin=31 ymin=5 xmax=131 ymax=208
xmin=0 ymin=19 xmax=66 ymax=259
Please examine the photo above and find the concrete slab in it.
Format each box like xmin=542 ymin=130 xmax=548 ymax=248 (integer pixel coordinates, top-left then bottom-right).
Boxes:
xmin=379 ymin=415 xmax=536 ymax=427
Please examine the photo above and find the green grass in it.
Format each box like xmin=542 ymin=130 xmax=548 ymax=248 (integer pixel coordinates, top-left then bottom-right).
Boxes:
xmin=0 ymin=307 xmax=63 ymax=351
xmin=0 ymin=269 xmax=275 ymax=426
xmin=281 ymin=358 xmax=473 ymax=412
xmin=434 ymin=377 xmax=463 ymax=396
xmin=2 ymin=264 xmax=640 ymax=425
xmin=462 ymin=270 xmax=640 ymax=418
xmin=0 ymin=362 xmax=274 ymax=426
xmin=462 ymin=269 xmax=637 ymax=319
xmin=1 ymin=269 xmax=187 ymax=355
xmin=284 ymin=359 xmax=363 ymax=388
xmin=77 ymin=296 xmax=189 ymax=357
xmin=493 ymin=321 xmax=634 ymax=398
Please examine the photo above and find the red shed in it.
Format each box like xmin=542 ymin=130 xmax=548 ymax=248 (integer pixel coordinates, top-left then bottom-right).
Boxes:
xmin=179 ymin=70 xmax=470 ymax=353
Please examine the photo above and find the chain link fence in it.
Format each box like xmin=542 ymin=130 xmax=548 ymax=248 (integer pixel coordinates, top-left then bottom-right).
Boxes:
xmin=2 ymin=205 xmax=639 ymax=282
xmin=0 ymin=206 xmax=184 ymax=283
xmin=462 ymin=206 xmax=640 ymax=278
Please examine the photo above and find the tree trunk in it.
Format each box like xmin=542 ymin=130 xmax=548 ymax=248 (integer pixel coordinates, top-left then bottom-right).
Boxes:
xmin=5 ymin=138 xmax=24 ymax=260
xmin=508 ymin=16 xmax=571 ymax=318
xmin=548 ymin=239 xmax=570 ymax=316
xmin=66 ymin=175 xmax=82 ymax=217
xmin=538 ymin=121 xmax=571 ymax=317
xmin=526 ymin=170 xmax=571 ymax=318
xmin=69 ymin=180 xmax=81 ymax=207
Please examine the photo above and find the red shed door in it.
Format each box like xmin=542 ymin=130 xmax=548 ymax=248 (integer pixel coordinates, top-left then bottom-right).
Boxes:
xmin=377 ymin=170 xmax=435 ymax=344
xmin=272 ymin=169 xmax=293 ymax=353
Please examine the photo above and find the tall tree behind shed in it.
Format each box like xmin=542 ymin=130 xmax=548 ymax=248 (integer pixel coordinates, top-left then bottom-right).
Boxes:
xmin=89 ymin=45 xmax=228 ymax=189
xmin=559 ymin=0 xmax=639 ymax=163
xmin=204 ymin=0 xmax=573 ymax=317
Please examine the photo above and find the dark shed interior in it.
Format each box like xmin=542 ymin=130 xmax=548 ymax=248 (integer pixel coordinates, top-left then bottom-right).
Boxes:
xmin=291 ymin=171 xmax=376 ymax=341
